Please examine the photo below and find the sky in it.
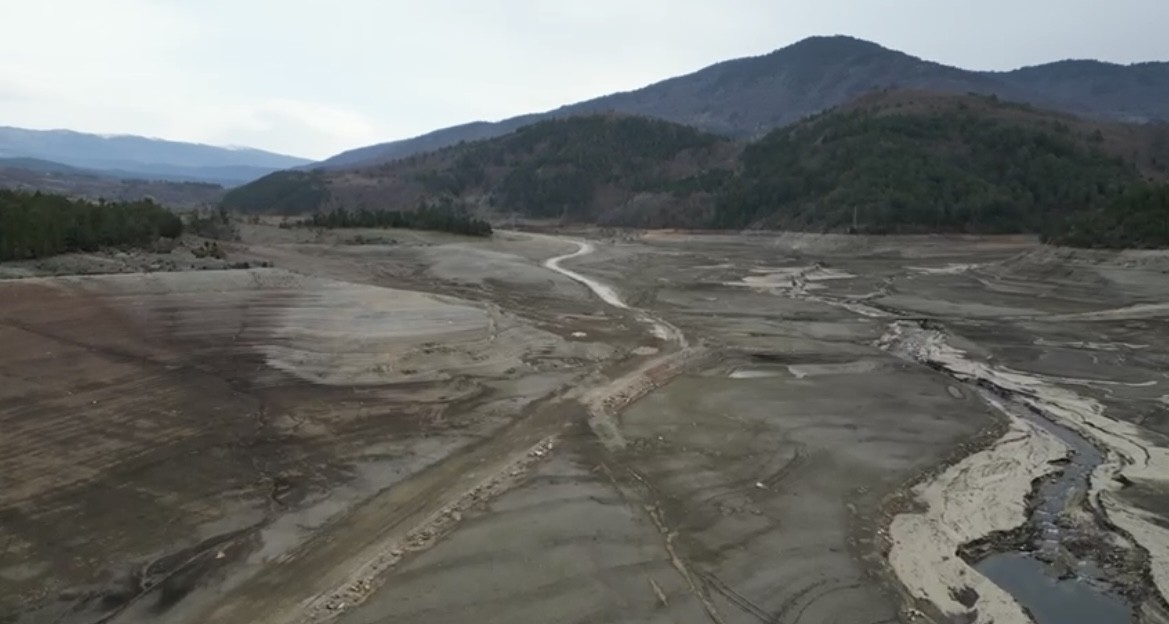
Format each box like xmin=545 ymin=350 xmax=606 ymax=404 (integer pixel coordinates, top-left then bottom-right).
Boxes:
xmin=2 ymin=0 xmax=1166 ymax=160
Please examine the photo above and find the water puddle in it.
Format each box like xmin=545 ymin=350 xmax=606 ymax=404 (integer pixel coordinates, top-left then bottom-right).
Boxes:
xmin=729 ymin=360 xmax=883 ymax=380
xmin=978 ymin=554 xmax=1130 ymax=623
xmin=728 ymin=368 xmax=783 ymax=379
xmin=908 ymin=263 xmax=983 ymax=275
xmin=787 ymin=360 xmax=881 ymax=379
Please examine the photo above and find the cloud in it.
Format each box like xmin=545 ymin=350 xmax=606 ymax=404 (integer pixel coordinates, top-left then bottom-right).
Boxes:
xmin=0 ymin=0 xmax=1166 ymax=159
xmin=188 ymin=100 xmax=387 ymax=158
xmin=0 ymin=0 xmax=384 ymax=158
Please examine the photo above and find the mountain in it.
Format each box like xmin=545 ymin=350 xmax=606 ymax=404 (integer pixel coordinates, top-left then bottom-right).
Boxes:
xmin=711 ymin=90 xmax=1169 ymax=233
xmin=0 ymin=157 xmax=224 ymax=209
xmin=0 ymin=157 xmax=100 ymax=177
xmin=315 ymin=36 xmax=1169 ymax=169
xmin=225 ymin=91 xmax=1169 ymax=245
xmin=224 ymin=115 xmax=736 ymax=225
xmin=0 ymin=127 xmax=311 ymax=186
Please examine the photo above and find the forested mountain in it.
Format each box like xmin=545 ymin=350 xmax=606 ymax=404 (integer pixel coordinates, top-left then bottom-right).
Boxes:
xmin=224 ymin=91 xmax=1169 ymax=247
xmin=225 ymin=115 xmax=737 ymax=226
xmin=710 ymin=91 xmax=1169 ymax=233
xmin=314 ymin=36 xmax=1169 ymax=169
xmin=0 ymin=127 xmax=311 ymax=185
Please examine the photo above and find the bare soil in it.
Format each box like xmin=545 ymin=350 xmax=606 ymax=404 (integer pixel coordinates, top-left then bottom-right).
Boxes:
xmin=5 ymin=225 xmax=1169 ymax=624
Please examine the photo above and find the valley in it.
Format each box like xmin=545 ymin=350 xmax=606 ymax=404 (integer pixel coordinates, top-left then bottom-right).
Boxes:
xmin=4 ymin=22 xmax=1169 ymax=624
xmin=4 ymin=225 xmax=1169 ymax=624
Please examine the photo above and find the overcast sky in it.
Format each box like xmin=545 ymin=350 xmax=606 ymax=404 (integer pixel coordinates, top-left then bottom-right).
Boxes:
xmin=2 ymin=0 xmax=1166 ymax=159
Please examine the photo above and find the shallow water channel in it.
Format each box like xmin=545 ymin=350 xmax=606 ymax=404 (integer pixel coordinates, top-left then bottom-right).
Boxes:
xmin=974 ymin=407 xmax=1133 ymax=623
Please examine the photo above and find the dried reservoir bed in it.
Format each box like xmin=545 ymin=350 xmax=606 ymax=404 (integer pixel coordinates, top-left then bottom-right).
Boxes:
xmin=4 ymin=227 xmax=1169 ymax=624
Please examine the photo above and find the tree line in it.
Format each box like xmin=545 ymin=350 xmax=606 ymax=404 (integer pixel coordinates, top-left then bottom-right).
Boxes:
xmin=1044 ymin=184 xmax=1169 ymax=248
xmin=0 ymin=190 xmax=183 ymax=261
xmin=295 ymin=201 xmax=492 ymax=237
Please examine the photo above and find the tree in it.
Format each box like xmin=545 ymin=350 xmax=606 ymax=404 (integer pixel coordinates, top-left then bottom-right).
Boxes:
xmin=0 ymin=191 xmax=183 ymax=261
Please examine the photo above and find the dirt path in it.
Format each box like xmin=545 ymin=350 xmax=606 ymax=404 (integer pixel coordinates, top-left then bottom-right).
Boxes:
xmin=541 ymin=235 xmax=687 ymax=346
xmin=543 ymin=239 xmax=627 ymax=310
xmin=539 ymin=236 xmax=729 ymax=623
xmin=169 ymin=235 xmax=696 ymax=624
xmin=155 ymin=396 xmax=574 ymax=624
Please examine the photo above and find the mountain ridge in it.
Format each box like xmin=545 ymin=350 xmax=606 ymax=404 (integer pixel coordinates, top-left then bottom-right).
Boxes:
xmin=226 ymin=90 xmax=1169 ymax=248
xmin=0 ymin=126 xmax=311 ymax=186
xmin=315 ymin=35 xmax=1169 ymax=169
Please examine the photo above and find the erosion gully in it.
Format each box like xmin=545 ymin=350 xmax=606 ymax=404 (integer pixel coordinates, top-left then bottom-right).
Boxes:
xmin=879 ymin=317 xmax=1141 ymax=624
xmin=810 ymin=286 xmax=1140 ymax=621
xmin=976 ymin=403 xmax=1133 ymax=623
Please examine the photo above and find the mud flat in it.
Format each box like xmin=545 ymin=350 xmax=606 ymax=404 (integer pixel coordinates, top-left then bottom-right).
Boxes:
xmin=546 ymin=232 xmax=1169 ymax=622
xmin=0 ymin=256 xmax=625 ymax=624
xmin=328 ymin=231 xmax=1004 ymax=624
xmin=8 ymin=225 xmax=1169 ymax=624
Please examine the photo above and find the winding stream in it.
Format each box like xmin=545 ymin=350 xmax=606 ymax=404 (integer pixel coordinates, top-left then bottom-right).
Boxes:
xmin=543 ymin=240 xmax=628 ymax=309
xmin=543 ymin=237 xmax=685 ymax=345
xmin=976 ymin=406 xmax=1133 ymax=624
xmin=880 ymin=320 xmax=1139 ymax=623
xmin=547 ymin=239 xmax=1139 ymax=622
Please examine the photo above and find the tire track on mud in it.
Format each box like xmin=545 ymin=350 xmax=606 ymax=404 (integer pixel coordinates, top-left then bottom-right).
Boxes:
xmin=543 ymin=237 xmax=756 ymax=624
xmin=177 ymin=236 xmax=706 ymax=624
xmin=182 ymin=393 xmax=575 ymax=624
xmin=541 ymin=236 xmax=738 ymax=624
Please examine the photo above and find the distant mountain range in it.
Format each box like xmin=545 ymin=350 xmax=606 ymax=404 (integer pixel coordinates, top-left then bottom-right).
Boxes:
xmin=0 ymin=157 xmax=225 ymax=208
xmin=0 ymin=127 xmax=311 ymax=186
xmin=315 ymin=35 xmax=1169 ymax=169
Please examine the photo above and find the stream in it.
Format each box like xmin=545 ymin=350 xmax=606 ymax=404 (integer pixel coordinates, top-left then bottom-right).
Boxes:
xmin=974 ymin=403 xmax=1133 ymax=623
xmin=548 ymin=243 xmax=1139 ymax=623
xmin=874 ymin=319 xmax=1139 ymax=623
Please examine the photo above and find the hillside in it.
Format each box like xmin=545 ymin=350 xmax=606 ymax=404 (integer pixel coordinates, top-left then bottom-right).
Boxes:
xmin=225 ymin=115 xmax=736 ymax=226
xmin=712 ymin=90 xmax=1169 ymax=233
xmin=1048 ymin=184 xmax=1169 ymax=248
xmin=0 ymin=159 xmax=224 ymax=209
xmin=226 ymin=92 xmax=1169 ymax=245
xmin=315 ymin=36 xmax=1169 ymax=169
xmin=0 ymin=127 xmax=311 ymax=185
